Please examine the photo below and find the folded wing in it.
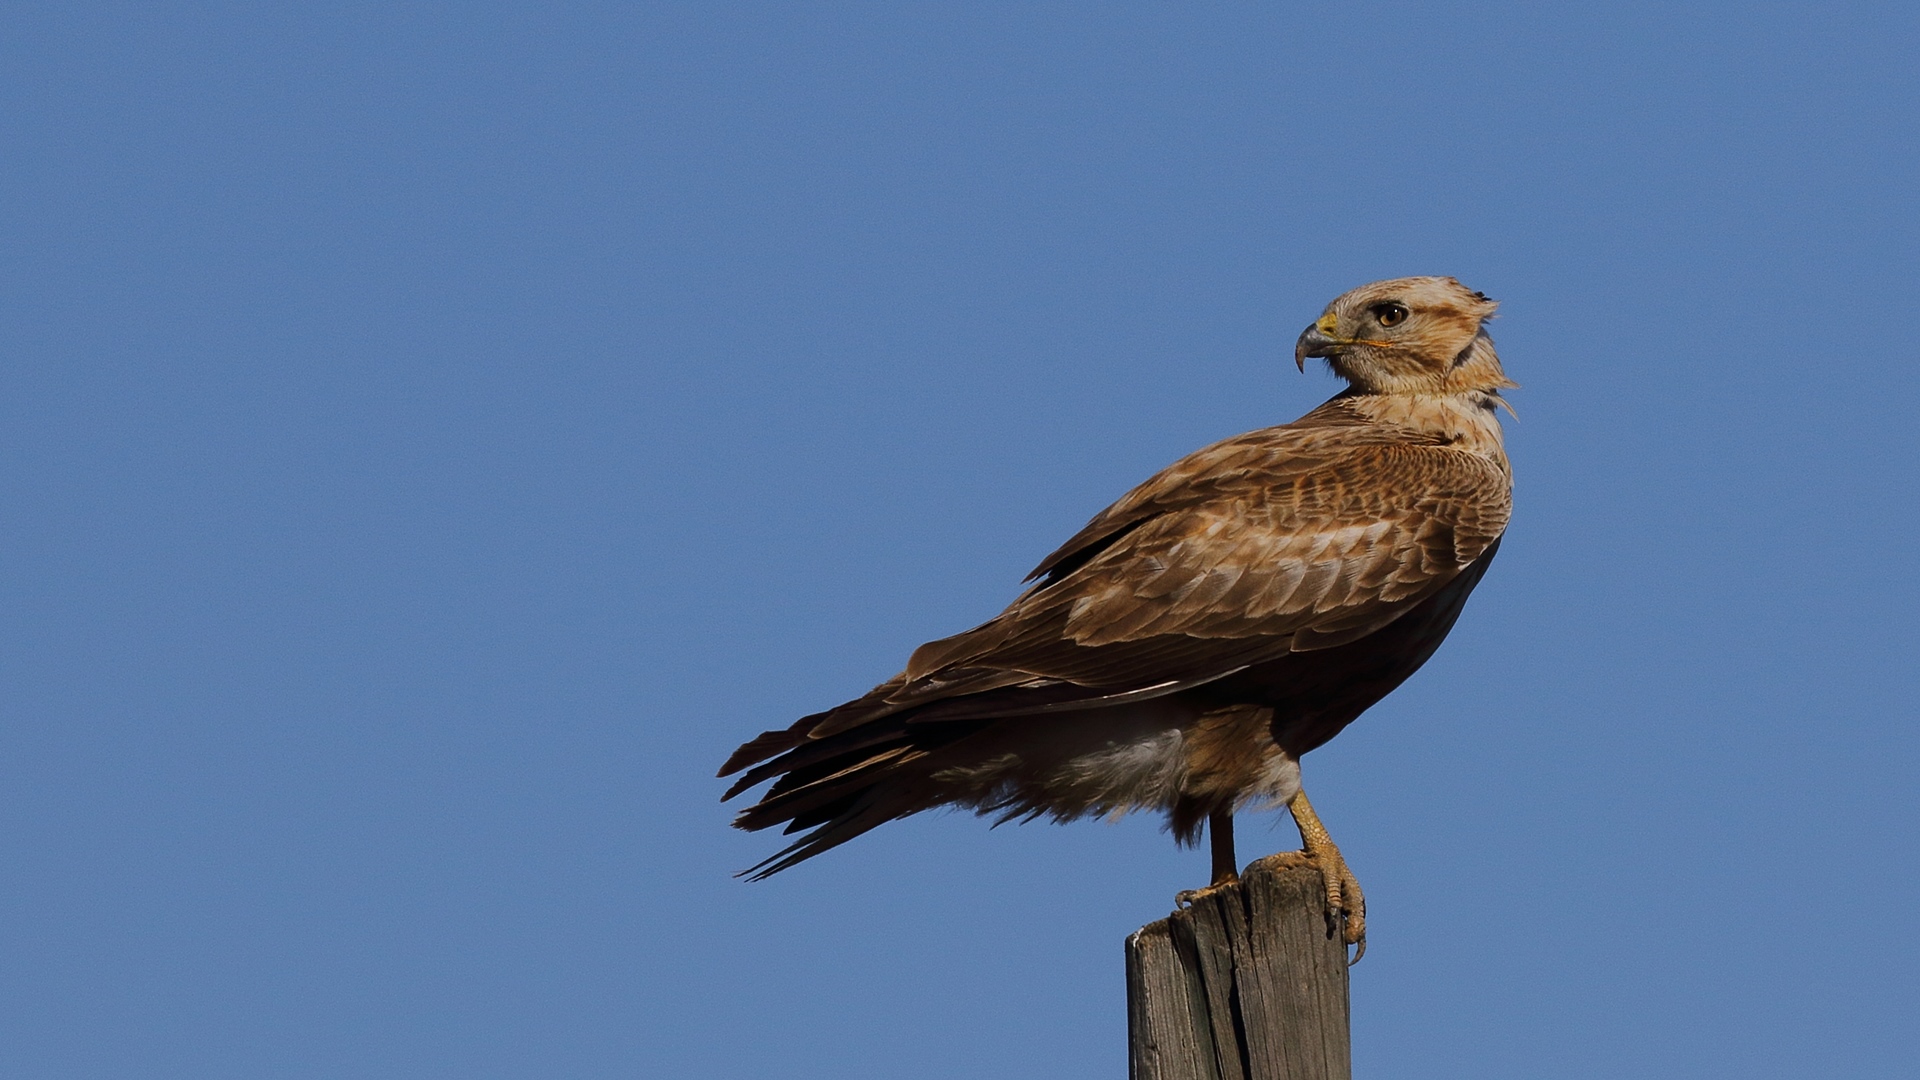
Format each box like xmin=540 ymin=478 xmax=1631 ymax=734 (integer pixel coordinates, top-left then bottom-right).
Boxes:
xmin=718 ymin=417 xmax=1510 ymax=874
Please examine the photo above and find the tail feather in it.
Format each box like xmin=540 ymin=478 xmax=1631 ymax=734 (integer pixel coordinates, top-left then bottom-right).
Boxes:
xmin=739 ymin=788 xmax=924 ymax=881
xmin=720 ymin=673 xmax=1218 ymax=877
xmin=717 ymin=727 xmax=806 ymax=778
xmin=731 ymin=746 xmax=924 ymax=832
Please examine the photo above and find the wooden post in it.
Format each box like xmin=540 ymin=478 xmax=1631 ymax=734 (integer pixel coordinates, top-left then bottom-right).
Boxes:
xmin=1125 ymin=855 xmax=1351 ymax=1080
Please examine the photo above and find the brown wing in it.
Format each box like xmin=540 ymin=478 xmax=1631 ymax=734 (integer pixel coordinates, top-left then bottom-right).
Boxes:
xmin=898 ymin=441 xmax=1507 ymax=685
xmin=1020 ymin=405 xmax=1383 ymax=588
xmin=721 ymin=420 xmax=1509 ymax=779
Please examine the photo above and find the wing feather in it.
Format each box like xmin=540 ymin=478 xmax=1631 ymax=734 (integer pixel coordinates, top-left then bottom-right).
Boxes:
xmin=723 ymin=410 xmax=1511 ymax=805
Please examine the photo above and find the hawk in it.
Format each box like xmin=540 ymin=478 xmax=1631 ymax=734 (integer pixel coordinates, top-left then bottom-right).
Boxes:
xmin=720 ymin=277 xmax=1516 ymax=953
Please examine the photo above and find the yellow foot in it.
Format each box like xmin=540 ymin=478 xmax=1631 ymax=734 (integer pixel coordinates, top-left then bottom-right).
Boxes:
xmin=1174 ymin=872 xmax=1239 ymax=908
xmin=1275 ymin=789 xmax=1368 ymax=961
xmin=1246 ymin=845 xmax=1366 ymax=960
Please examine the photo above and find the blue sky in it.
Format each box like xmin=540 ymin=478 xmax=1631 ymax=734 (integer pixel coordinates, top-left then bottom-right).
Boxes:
xmin=2 ymin=3 xmax=1916 ymax=1077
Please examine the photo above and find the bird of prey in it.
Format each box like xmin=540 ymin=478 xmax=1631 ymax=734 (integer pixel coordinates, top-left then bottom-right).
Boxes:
xmin=720 ymin=276 xmax=1515 ymax=953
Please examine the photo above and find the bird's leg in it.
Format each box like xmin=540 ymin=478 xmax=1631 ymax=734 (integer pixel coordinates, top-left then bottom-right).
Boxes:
xmin=1277 ymin=787 xmax=1366 ymax=958
xmin=1175 ymin=809 xmax=1240 ymax=906
xmin=1208 ymin=808 xmax=1237 ymax=886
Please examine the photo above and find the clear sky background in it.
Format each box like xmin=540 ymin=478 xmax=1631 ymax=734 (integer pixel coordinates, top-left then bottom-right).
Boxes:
xmin=2 ymin=3 xmax=1916 ymax=1077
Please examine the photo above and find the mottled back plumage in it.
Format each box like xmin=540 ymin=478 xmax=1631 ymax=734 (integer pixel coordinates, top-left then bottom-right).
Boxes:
xmin=721 ymin=277 xmax=1516 ymax=881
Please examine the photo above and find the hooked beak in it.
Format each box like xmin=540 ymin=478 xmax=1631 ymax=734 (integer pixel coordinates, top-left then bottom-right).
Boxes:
xmin=1293 ymin=313 xmax=1342 ymax=372
xmin=1293 ymin=311 xmax=1394 ymax=371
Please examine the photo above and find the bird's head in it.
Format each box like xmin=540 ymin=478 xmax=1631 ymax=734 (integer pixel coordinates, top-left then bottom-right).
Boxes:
xmin=1294 ymin=276 xmax=1517 ymax=397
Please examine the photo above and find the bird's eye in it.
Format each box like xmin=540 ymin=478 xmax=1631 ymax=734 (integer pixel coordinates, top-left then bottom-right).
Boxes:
xmin=1373 ymin=303 xmax=1409 ymax=327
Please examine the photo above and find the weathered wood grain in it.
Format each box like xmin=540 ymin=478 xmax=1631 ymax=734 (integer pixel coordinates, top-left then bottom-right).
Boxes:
xmin=1126 ymin=855 xmax=1351 ymax=1080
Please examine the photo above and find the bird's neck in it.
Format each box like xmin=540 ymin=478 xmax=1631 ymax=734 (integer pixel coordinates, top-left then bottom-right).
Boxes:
xmin=1341 ymin=390 xmax=1510 ymax=462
